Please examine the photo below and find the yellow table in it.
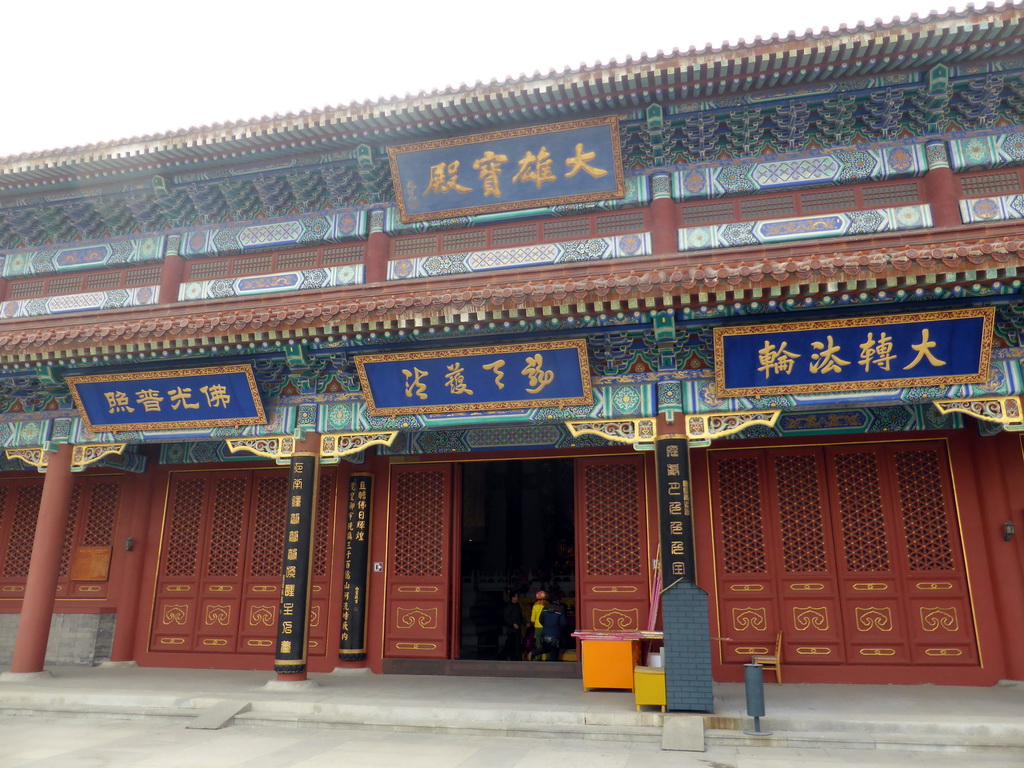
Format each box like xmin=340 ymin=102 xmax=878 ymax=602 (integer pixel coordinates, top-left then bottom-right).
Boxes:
xmin=633 ymin=665 xmax=666 ymax=711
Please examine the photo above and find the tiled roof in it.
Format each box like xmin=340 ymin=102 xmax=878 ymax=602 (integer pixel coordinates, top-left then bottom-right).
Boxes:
xmin=1 ymin=2 xmax=1021 ymax=183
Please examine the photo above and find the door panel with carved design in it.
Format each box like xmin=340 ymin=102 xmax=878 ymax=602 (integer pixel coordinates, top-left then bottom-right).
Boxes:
xmin=384 ymin=464 xmax=453 ymax=659
xmin=711 ymin=442 xmax=977 ymax=670
xmin=575 ymin=457 xmax=650 ymax=633
xmin=150 ymin=468 xmax=336 ymax=658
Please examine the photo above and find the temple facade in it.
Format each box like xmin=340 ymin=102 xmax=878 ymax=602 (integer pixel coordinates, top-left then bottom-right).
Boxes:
xmin=1 ymin=5 xmax=1023 ymax=710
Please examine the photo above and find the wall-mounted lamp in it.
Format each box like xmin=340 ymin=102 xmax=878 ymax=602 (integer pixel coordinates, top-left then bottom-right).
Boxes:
xmin=1003 ymin=521 xmax=1016 ymax=542
xmin=124 ymin=536 xmax=135 ymax=552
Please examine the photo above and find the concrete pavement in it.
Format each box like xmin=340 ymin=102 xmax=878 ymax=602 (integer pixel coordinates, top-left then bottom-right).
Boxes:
xmin=0 ymin=665 xmax=1021 ymax=761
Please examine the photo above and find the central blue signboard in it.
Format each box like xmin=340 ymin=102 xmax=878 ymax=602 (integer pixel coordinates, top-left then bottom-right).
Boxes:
xmin=387 ymin=117 xmax=624 ymax=223
xmin=713 ymin=308 xmax=994 ymax=397
xmin=356 ymin=340 xmax=593 ymax=416
xmin=68 ymin=364 xmax=266 ymax=432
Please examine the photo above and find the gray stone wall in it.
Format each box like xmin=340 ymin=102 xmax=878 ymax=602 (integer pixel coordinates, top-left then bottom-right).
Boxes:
xmin=0 ymin=613 xmax=116 ymax=666
xmin=662 ymin=581 xmax=714 ymax=712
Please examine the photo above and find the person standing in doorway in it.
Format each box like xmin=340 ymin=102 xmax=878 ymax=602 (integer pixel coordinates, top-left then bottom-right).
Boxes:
xmin=530 ymin=590 xmax=547 ymax=660
xmin=499 ymin=592 xmax=523 ymax=660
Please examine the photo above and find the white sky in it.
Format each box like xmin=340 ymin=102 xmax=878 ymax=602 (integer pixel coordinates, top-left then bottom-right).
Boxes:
xmin=3 ymin=0 xmax=975 ymax=157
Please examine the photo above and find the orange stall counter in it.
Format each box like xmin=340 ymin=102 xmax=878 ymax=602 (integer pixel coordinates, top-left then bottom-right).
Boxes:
xmin=572 ymin=630 xmax=663 ymax=691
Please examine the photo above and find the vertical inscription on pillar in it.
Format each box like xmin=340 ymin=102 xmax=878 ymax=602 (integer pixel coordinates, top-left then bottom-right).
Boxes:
xmin=657 ymin=437 xmax=695 ymax=586
xmin=274 ymin=454 xmax=319 ymax=673
xmin=339 ymin=473 xmax=372 ymax=661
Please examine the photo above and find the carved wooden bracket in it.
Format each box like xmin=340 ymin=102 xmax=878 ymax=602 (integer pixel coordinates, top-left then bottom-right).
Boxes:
xmin=321 ymin=431 xmax=398 ymax=460
xmin=226 ymin=436 xmax=296 ymax=463
xmin=71 ymin=443 xmax=126 ymax=471
xmin=685 ymin=410 xmax=781 ymax=441
xmin=933 ymin=396 xmax=1023 ymax=430
xmin=5 ymin=447 xmax=48 ymax=471
xmin=565 ymin=418 xmax=657 ymax=447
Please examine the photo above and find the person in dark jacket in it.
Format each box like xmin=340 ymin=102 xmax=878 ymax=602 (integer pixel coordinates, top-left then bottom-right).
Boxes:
xmin=498 ymin=592 xmax=523 ymax=660
xmin=535 ymin=600 xmax=567 ymax=661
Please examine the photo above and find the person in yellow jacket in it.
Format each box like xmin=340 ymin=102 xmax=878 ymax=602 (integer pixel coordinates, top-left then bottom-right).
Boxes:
xmin=530 ymin=590 xmax=547 ymax=660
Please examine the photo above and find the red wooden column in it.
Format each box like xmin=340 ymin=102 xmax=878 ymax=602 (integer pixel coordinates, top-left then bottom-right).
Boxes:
xmin=9 ymin=443 xmax=75 ymax=674
xmin=363 ymin=210 xmax=389 ymax=285
xmin=923 ymin=140 xmax=961 ymax=229
xmin=158 ymin=250 xmax=186 ymax=305
xmin=649 ymin=173 xmax=677 ymax=257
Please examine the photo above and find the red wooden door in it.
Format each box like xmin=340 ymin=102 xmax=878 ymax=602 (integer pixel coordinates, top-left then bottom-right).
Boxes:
xmin=384 ymin=463 xmax=454 ymax=659
xmin=574 ymin=457 xmax=650 ymax=633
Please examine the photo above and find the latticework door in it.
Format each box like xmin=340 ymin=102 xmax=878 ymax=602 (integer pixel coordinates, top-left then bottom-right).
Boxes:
xmin=150 ymin=468 xmax=336 ymax=658
xmin=710 ymin=442 xmax=977 ymax=670
xmin=574 ymin=457 xmax=649 ymax=633
xmin=384 ymin=464 xmax=453 ymax=658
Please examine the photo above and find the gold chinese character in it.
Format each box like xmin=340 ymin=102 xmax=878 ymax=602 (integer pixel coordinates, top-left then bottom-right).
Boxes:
xmin=903 ymin=328 xmax=947 ymax=370
xmin=281 ymin=621 xmax=293 ymax=635
xmin=290 ymin=513 xmax=300 ymax=525
xmin=564 ymin=143 xmax=608 ymax=178
xmin=292 ymin=479 xmax=303 ymax=490
xmin=482 ymin=359 xmax=506 ymax=389
xmin=665 ymin=445 xmax=679 ymax=459
xmin=167 ymin=386 xmax=200 ymax=410
xmin=280 ymin=640 xmax=292 ymax=653
xmin=668 ymin=501 xmax=683 ymax=514
xmin=424 ymin=161 xmax=471 ymax=195
xmin=288 ymin=531 xmax=299 ymax=543
xmin=671 ymin=562 xmax=686 ymax=576
xmin=285 ymin=566 xmax=296 ymax=578
xmin=809 ymin=335 xmax=850 ymax=375
xmin=291 ymin=495 xmax=302 ymax=508
xmin=859 ymin=332 xmax=896 ymax=372
xmin=294 ymin=462 xmax=305 ymax=473
xmin=669 ymin=521 xmax=683 ymax=535
xmin=670 ymin=541 xmax=685 ymax=555
xmin=135 ymin=389 xmax=163 ymax=412
xmin=667 ymin=481 xmax=681 ymax=496
xmin=286 ymin=547 xmax=298 ymax=561
xmin=199 ymin=384 xmax=231 ymax=408
xmin=403 ymin=367 xmax=428 ymax=400
xmin=757 ymin=340 xmax=801 ymax=379
xmin=444 ymin=362 xmax=474 ymax=395
xmin=667 ymin=464 xmax=680 ymax=476
xmin=512 ymin=147 xmax=556 ymax=189
xmin=284 ymin=584 xmax=296 ymax=597
xmin=282 ymin=602 xmax=294 ymax=616
xmin=472 ymin=150 xmax=508 ymax=197
xmin=521 ymin=354 xmax=554 ymax=394
xmin=104 ymin=391 xmax=134 ymax=414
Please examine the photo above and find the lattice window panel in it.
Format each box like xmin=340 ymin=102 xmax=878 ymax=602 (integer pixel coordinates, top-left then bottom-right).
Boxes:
xmin=542 ymin=218 xmax=590 ymax=241
xmin=583 ymin=463 xmax=642 ymax=577
xmin=322 ymin=244 xmax=364 ymax=264
xmin=774 ymin=454 xmax=828 ymax=572
xmin=892 ymin=448 xmax=955 ymax=571
xmin=313 ymin=472 xmax=334 ymax=578
xmin=595 ymin=210 xmax=645 ymax=234
xmin=163 ymin=478 xmax=205 ymax=578
xmin=0 ymin=487 xmax=7 ymax=537
xmin=84 ymin=271 xmax=122 ymax=291
xmin=960 ymin=171 xmax=1021 ymax=197
xmin=833 ymin=452 xmax=890 ymax=572
xmin=394 ymin=235 xmax=438 ymax=256
xmin=739 ymin=195 xmax=796 ymax=220
xmin=8 ymin=280 xmax=45 ymax=299
xmin=393 ymin=470 xmax=446 ymax=577
xmin=233 ymin=254 xmax=273 ymax=276
xmin=861 ymin=182 xmax=920 ymax=206
xmin=206 ymin=477 xmax=247 ymax=577
xmin=716 ymin=456 xmax=767 ymax=574
xmin=277 ymin=249 xmax=320 ymax=271
xmin=3 ymin=485 xmax=42 ymax=578
xmin=441 ymin=230 xmax=487 ymax=253
xmin=82 ymin=482 xmax=120 ymax=546
xmin=249 ymin=474 xmax=288 ymax=578
xmin=58 ymin=484 xmax=84 ymax=579
xmin=188 ymin=260 xmax=230 ymax=280
xmin=48 ymin=276 xmax=84 ymax=295
xmin=125 ymin=266 xmax=162 ymax=286
xmin=491 ymin=223 xmax=538 ymax=245
xmin=681 ymin=200 xmax=735 ymax=225
xmin=800 ymin=189 xmax=857 ymax=212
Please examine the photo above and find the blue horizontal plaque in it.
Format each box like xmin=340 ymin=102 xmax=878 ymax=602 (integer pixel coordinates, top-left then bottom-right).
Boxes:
xmin=68 ymin=364 xmax=266 ymax=432
xmin=713 ymin=308 xmax=995 ymax=397
xmin=356 ymin=341 xmax=593 ymax=415
xmin=388 ymin=117 xmax=624 ymax=223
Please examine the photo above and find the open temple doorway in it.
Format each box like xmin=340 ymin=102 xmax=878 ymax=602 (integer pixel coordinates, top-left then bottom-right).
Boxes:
xmin=458 ymin=458 xmax=575 ymax=661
